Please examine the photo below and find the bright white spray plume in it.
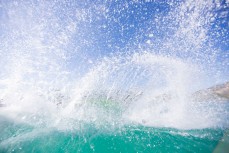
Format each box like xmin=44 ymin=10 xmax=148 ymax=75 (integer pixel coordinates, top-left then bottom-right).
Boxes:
xmin=0 ymin=0 xmax=228 ymax=130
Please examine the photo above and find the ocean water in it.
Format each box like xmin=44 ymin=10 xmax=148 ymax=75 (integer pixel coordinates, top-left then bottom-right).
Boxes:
xmin=0 ymin=0 xmax=229 ymax=152
xmin=0 ymin=97 xmax=229 ymax=153
xmin=0 ymin=115 xmax=227 ymax=153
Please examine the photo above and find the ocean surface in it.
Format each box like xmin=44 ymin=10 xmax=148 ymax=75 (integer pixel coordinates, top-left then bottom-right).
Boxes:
xmin=1 ymin=98 xmax=229 ymax=153
xmin=0 ymin=115 xmax=227 ymax=153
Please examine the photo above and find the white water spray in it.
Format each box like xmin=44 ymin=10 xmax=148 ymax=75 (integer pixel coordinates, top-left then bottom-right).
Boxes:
xmin=0 ymin=0 xmax=228 ymax=131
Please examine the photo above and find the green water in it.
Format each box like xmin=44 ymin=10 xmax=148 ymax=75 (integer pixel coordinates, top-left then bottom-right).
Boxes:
xmin=0 ymin=116 xmax=226 ymax=153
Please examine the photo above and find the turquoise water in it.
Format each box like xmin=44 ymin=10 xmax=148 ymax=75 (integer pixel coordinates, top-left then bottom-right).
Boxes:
xmin=0 ymin=116 xmax=227 ymax=153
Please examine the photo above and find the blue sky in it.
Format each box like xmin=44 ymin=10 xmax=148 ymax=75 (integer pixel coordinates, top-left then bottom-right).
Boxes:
xmin=0 ymin=0 xmax=228 ymax=82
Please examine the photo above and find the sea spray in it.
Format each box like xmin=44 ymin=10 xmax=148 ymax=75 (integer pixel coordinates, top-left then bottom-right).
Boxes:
xmin=0 ymin=0 xmax=228 ymax=130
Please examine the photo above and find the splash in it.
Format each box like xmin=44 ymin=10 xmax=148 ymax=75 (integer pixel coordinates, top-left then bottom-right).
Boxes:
xmin=0 ymin=0 xmax=228 ymax=132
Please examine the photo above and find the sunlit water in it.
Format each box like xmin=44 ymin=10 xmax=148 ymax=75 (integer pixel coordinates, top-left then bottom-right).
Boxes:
xmin=0 ymin=0 xmax=228 ymax=152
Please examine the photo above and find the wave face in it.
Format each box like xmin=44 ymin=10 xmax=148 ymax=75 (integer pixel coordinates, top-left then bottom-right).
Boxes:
xmin=0 ymin=0 xmax=228 ymax=152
